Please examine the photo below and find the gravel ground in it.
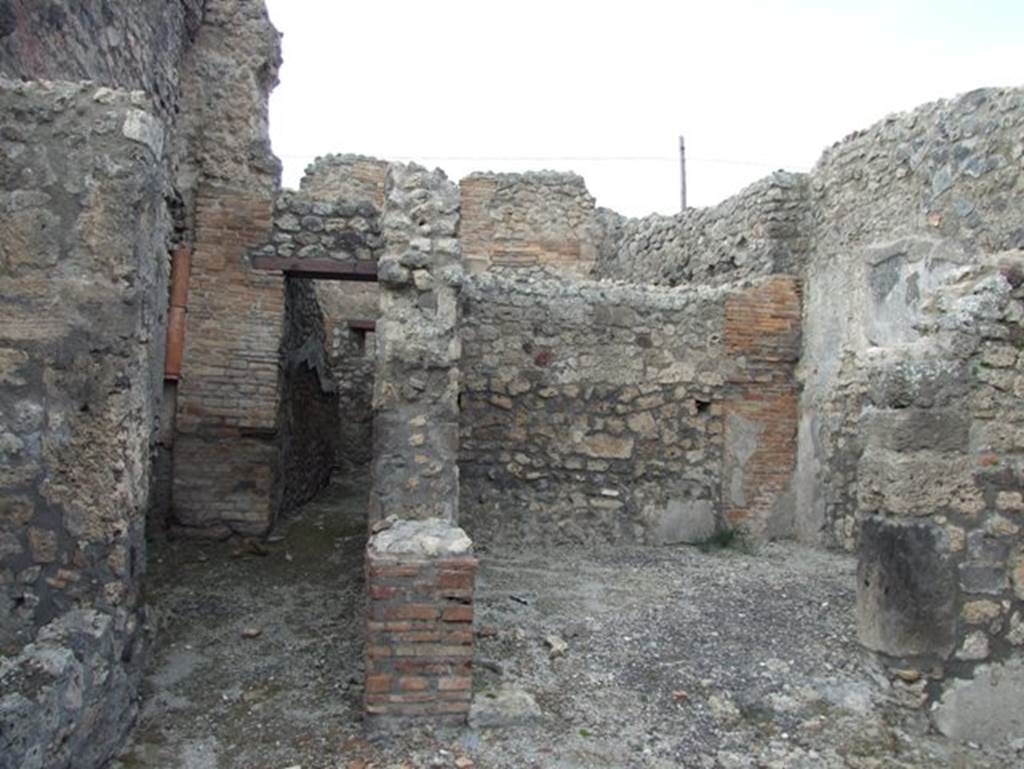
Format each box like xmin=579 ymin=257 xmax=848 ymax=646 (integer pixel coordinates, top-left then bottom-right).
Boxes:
xmin=112 ymin=475 xmax=1021 ymax=769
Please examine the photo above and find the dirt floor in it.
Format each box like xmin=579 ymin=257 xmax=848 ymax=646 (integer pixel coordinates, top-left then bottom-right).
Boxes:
xmin=112 ymin=474 xmax=1022 ymax=769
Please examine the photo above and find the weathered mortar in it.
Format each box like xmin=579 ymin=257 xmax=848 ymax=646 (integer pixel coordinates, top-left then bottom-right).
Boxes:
xmin=593 ymin=171 xmax=811 ymax=287
xmin=0 ymin=78 xmax=170 ymax=769
xmin=370 ymin=164 xmax=463 ymax=524
xmin=458 ymin=268 xmax=800 ymax=546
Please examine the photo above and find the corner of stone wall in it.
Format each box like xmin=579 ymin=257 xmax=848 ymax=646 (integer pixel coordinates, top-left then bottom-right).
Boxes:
xmin=0 ymin=78 xmax=172 ymax=769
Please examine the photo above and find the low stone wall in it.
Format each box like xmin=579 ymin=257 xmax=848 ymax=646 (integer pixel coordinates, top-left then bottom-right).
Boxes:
xmin=458 ymin=269 xmax=800 ymax=546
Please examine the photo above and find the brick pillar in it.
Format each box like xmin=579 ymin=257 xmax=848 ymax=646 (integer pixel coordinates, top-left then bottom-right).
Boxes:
xmin=722 ymin=275 xmax=802 ymax=536
xmin=365 ymin=525 xmax=477 ymax=730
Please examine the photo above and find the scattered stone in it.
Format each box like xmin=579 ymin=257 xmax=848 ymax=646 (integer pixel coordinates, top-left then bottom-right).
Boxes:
xmin=468 ymin=687 xmax=542 ymax=728
xmin=544 ymin=634 xmax=568 ymax=659
xmin=241 ymin=627 xmax=262 ymax=639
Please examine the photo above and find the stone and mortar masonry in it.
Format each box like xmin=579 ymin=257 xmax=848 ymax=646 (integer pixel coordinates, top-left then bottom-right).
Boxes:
xmin=0 ymin=79 xmax=170 ymax=769
xmin=366 ymin=164 xmax=478 ymax=729
xmin=458 ymin=269 xmax=800 ymax=546
xmin=369 ymin=164 xmax=463 ymax=524
xmin=593 ymin=171 xmax=811 ymax=288
xmin=770 ymin=86 xmax=1024 ymax=739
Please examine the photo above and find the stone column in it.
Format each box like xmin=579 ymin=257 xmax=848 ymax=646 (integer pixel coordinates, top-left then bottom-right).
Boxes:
xmin=366 ymin=163 xmax=476 ymax=731
xmin=370 ymin=164 xmax=463 ymax=524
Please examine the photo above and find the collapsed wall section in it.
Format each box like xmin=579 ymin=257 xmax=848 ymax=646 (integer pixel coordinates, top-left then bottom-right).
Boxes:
xmin=0 ymin=79 xmax=170 ymax=769
xmin=459 ymin=269 xmax=800 ymax=546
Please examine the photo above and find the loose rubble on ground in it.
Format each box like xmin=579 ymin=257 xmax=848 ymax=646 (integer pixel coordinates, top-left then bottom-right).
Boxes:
xmin=111 ymin=476 xmax=1022 ymax=769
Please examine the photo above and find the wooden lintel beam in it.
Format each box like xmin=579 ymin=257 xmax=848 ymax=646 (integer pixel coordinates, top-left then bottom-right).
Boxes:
xmin=251 ymin=255 xmax=378 ymax=282
xmin=348 ymin=319 xmax=376 ymax=332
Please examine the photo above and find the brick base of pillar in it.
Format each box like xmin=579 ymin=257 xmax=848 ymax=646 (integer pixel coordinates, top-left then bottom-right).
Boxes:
xmin=364 ymin=548 xmax=478 ymax=730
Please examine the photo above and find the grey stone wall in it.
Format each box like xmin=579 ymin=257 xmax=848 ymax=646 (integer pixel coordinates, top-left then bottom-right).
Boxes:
xmin=317 ymin=282 xmax=377 ymax=470
xmin=0 ymin=0 xmax=204 ymax=124
xmin=253 ymin=189 xmax=384 ymax=266
xmin=459 ymin=269 xmax=729 ymax=546
xmin=796 ymin=87 xmax=1024 ymax=551
xmin=299 ymin=153 xmax=388 ymax=207
xmin=593 ymin=171 xmax=811 ymax=287
xmin=276 ymin=278 xmax=341 ymax=519
xmin=0 ymin=79 xmax=170 ymax=768
xmin=771 ymin=85 xmax=1024 ymax=738
xmin=370 ymin=164 xmax=463 ymax=523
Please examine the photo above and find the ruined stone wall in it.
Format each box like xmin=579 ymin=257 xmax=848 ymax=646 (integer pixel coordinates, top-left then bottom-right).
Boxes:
xmin=317 ymin=283 xmax=377 ymax=470
xmin=0 ymin=79 xmax=170 ymax=769
xmin=277 ymin=278 xmax=340 ymax=518
xmin=370 ymin=164 xmax=463 ymax=523
xmin=0 ymin=0 xmax=204 ymax=123
xmin=796 ymin=87 xmax=1024 ymax=551
xmin=594 ymin=171 xmax=811 ymax=287
xmin=458 ymin=269 xmax=800 ymax=546
xmin=460 ymin=172 xmax=601 ymax=275
xmin=170 ymin=0 xmax=285 ymax=538
xmin=300 ymin=153 xmax=388 ymax=207
xmin=253 ymin=189 xmax=384 ymax=268
xmin=781 ymin=86 xmax=1024 ymax=738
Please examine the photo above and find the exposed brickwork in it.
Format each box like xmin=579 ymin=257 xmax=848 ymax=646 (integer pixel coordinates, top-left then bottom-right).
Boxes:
xmin=364 ymin=552 xmax=478 ymax=729
xmin=460 ymin=172 xmax=598 ymax=275
xmin=722 ymin=276 xmax=802 ymax=536
xmin=172 ymin=188 xmax=283 ymax=536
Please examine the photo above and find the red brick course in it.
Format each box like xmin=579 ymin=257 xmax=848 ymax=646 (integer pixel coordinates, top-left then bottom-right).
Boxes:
xmin=172 ymin=186 xmax=283 ymax=535
xmin=723 ymin=276 xmax=802 ymax=530
xmin=364 ymin=550 xmax=479 ymax=730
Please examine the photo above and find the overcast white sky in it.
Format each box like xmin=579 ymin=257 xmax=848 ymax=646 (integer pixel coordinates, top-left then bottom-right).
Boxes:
xmin=265 ymin=0 xmax=1022 ymax=217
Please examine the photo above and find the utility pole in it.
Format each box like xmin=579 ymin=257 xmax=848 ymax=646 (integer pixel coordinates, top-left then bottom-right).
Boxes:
xmin=679 ymin=135 xmax=688 ymax=211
